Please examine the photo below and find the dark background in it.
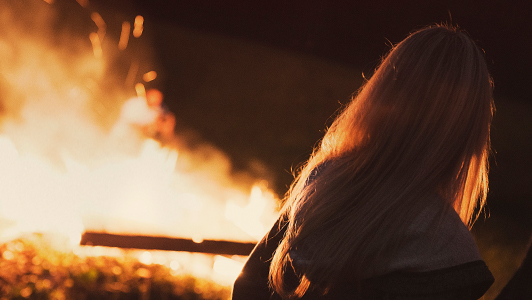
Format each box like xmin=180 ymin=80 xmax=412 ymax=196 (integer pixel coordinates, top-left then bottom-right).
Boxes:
xmin=116 ymin=0 xmax=532 ymax=208
xmin=133 ymin=0 xmax=532 ymax=101
xmin=88 ymin=1 xmax=531 ymax=298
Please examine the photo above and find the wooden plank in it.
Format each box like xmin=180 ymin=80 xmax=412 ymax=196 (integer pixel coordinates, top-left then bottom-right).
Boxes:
xmin=80 ymin=232 xmax=256 ymax=256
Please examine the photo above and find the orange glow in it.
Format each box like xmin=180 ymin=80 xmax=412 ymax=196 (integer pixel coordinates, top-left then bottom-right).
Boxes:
xmin=146 ymin=89 xmax=163 ymax=107
xmin=133 ymin=15 xmax=144 ymax=38
xmin=225 ymin=184 xmax=277 ymax=239
xmin=75 ymin=0 xmax=88 ymax=7
xmin=135 ymin=82 xmax=146 ymax=98
xmin=143 ymin=70 xmax=157 ymax=82
xmin=125 ymin=60 xmax=139 ymax=86
xmin=91 ymin=12 xmax=106 ymax=40
xmin=118 ymin=21 xmax=131 ymax=50
xmin=89 ymin=32 xmax=103 ymax=58
xmin=213 ymin=255 xmax=246 ymax=285
xmin=192 ymin=236 xmax=204 ymax=243
xmin=0 ymin=0 xmax=279 ymax=287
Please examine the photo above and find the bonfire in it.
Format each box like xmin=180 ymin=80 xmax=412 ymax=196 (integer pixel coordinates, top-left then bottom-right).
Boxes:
xmin=0 ymin=0 xmax=279 ymax=298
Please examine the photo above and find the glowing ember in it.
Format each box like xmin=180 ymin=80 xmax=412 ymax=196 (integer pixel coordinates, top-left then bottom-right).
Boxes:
xmin=89 ymin=32 xmax=103 ymax=58
xmin=118 ymin=21 xmax=131 ymax=50
xmin=133 ymin=15 xmax=144 ymax=38
xmin=75 ymin=0 xmax=88 ymax=8
xmin=134 ymin=82 xmax=147 ymax=98
xmin=0 ymin=0 xmax=279 ymax=287
xmin=90 ymin=12 xmax=106 ymax=40
xmin=143 ymin=70 xmax=157 ymax=82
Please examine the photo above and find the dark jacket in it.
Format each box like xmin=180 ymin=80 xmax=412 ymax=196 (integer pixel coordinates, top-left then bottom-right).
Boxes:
xmin=232 ymin=195 xmax=495 ymax=300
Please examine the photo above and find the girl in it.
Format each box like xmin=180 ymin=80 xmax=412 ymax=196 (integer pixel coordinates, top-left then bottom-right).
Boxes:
xmin=233 ymin=24 xmax=496 ymax=299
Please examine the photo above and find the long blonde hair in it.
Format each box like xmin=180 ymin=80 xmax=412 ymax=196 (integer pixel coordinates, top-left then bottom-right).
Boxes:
xmin=269 ymin=24 xmax=494 ymax=298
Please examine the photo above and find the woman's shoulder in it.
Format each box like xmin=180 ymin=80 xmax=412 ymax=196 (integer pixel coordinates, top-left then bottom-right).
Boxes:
xmin=303 ymin=260 xmax=493 ymax=300
xmin=384 ymin=194 xmax=483 ymax=274
xmin=357 ymin=194 xmax=494 ymax=299
xmin=360 ymin=260 xmax=494 ymax=300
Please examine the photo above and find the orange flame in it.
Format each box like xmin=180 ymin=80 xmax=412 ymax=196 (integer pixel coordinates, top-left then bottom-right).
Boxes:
xmin=0 ymin=0 xmax=279 ymax=286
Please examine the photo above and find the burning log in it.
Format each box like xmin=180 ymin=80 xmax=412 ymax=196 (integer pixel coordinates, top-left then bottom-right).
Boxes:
xmin=80 ymin=232 xmax=256 ymax=256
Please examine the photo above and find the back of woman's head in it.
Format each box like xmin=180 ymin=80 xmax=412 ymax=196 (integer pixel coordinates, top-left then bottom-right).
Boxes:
xmin=270 ymin=24 xmax=494 ymax=299
xmin=326 ymin=24 xmax=494 ymax=217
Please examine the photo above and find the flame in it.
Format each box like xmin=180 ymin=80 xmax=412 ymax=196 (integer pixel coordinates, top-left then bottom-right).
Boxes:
xmin=225 ymin=184 xmax=277 ymax=239
xmin=0 ymin=0 xmax=279 ymax=285
xmin=213 ymin=255 xmax=247 ymax=285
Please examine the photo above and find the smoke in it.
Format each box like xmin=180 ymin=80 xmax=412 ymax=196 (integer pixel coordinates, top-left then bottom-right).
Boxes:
xmin=0 ymin=0 xmax=279 ymax=243
xmin=0 ymin=0 xmax=124 ymax=162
